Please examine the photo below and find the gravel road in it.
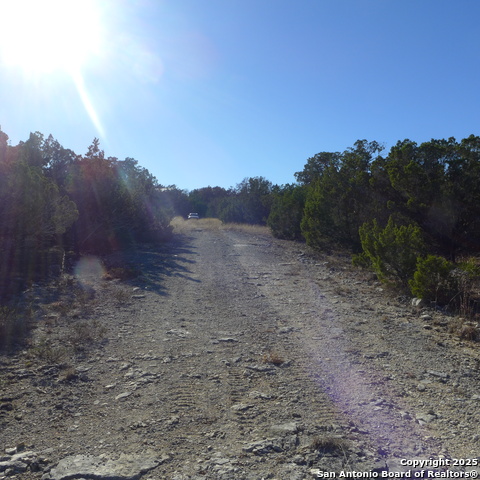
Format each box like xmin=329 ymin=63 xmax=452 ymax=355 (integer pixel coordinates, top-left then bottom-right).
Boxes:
xmin=1 ymin=221 xmax=480 ymax=479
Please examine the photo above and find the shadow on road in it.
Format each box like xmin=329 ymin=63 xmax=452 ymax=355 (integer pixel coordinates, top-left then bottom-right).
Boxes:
xmin=107 ymin=233 xmax=199 ymax=295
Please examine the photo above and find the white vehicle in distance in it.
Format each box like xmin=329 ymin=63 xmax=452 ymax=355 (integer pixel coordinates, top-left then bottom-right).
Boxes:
xmin=187 ymin=213 xmax=200 ymax=219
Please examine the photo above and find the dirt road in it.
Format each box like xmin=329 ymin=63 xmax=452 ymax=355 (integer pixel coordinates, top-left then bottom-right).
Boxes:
xmin=1 ymin=221 xmax=480 ymax=479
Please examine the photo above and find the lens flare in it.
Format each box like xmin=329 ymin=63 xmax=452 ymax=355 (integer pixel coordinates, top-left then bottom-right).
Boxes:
xmin=74 ymin=256 xmax=105 ymax=287
xmin=71 ymin=69 xmax=106 ymax=139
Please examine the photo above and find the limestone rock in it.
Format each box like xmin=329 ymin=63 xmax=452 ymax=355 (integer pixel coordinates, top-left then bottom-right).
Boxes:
xmin=411 ymin=298 xmax=425 ymax=308
xmin=43 ymin=453 xmax=168 ymax=480
xmin=269 ymin=422 xmax=299 ymax=435
xmin=0 ymin=451 xmax=41 ymax=474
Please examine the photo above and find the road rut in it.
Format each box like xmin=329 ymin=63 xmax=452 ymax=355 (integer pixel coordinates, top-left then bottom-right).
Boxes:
xmin=2 ymin=223 xmax=480 ymax=479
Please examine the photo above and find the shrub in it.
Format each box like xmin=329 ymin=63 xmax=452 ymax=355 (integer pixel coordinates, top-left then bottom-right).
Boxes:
xmin=0 ymin=306 xmax=30 ymax=351
xmin=67 ymin=319 xmax=107 ymax=351
xmin=301 ymin=181 xmax=336 ymax=248
xmin=358 ymin=216 xmax=425 ymax=286
xmin=351 ymin=251 xmax=372 ymax=269
xmin=31 ymin=337 xmax=67 ymax=363
xmin=409 ymin=255 xmax=458 ymax=305
xmin=267 ymin=185 xmax=306 ymax=240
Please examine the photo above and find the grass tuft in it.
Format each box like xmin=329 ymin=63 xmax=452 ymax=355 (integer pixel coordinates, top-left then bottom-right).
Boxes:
xmin=310 ymin=435 xmax=348 ymax=453
xmin=262 ymin=350 xmax=285 ymax=366
xmin=67 ymin=319 xmax=107 ymax=352
xmin=31 ymin=337 xmax=68 ymax=363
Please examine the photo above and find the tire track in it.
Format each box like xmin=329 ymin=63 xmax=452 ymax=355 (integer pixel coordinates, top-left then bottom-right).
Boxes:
xmin=222 ymin=229 xmax=447 ymax=459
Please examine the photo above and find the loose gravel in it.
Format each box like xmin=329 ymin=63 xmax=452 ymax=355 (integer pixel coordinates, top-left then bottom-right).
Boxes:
xmin=1 ymin=221 xmax=480 ymax=479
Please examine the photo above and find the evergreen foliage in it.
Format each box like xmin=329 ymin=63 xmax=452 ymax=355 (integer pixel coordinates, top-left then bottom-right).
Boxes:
xmin=0 ymin=128 xmax=174 ymax=298
xmin=357 ymin=216 xmax=425 ymax=286
xmin=296 ymin=136 xmax=480 ymax=281
xmin=409 ymin=255 xmax=458 ymax=305
xmin=3 ymin=125 xmax=480 ymax=308
xmin=214 ymin=177 xmax=273 ymax=225
xmin=267 ymin=184 xmax=306 ymax=240
xmin=300 ymin=140 xmax=383 ymax=249
xmin=188 ymin=186 xmax=229 ymax=218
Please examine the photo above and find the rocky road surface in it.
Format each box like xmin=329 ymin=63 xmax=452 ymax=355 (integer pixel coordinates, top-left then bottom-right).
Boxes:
xmin=1 ymin=221 xmax=480 ymax=479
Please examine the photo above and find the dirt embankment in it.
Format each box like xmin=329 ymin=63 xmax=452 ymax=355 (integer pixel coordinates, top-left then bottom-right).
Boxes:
xmin=1 ymin=219 xmax=480 ymax=479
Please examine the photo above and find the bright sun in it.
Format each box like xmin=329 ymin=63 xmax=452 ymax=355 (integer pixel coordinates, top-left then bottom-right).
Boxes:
xmin=0 ymin=0 xmax=102 ymax=75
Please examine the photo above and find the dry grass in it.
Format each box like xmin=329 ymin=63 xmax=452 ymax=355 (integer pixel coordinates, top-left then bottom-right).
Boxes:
xmin=58 ymin=366 xmax=78 ymax=382
xmin=448 ymin=317 xmax=480 ymax=342
xmin=30 ymin=337 xmax=68 ymax=363
xmin=112 ymin=288 xmax=132 ymax=305
xmin=310 ymin=435 xmax=348 ymax=453
xmin=48 ymin=300 xmax=72 ymax=317
xmin=67 ymin=319 xmax=107 ymax=352
xmin=170 ymin=216 xmax=222 ymax=233
xmin=262 ymin=350 xmax=285 ymax=366
xmin=170 ymin=216 xmax=272 ymax=237
xmin=103 ymin=266 xmax=140 ymax=281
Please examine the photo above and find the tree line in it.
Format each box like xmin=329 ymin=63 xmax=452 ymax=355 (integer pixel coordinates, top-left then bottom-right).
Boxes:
xmin=188 ymin=136 xmax=480 ymax=261
xmin=185 ymin=135 xmax=480 ymax=312
xmin=3 ymin=127 xmax=480 ymax=310
xmin=0 ymin=129 xmax=175 ymax=297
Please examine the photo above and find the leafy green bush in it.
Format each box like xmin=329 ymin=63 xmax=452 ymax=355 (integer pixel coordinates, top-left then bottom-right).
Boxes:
xmin=358 ymin=216 xmax=425 ymax=286
xmin=409 ymin=255 xmax=458 ymax=305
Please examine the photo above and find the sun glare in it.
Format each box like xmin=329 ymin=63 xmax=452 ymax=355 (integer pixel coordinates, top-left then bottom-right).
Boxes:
xmin=0 ymin=0 xmax=102 ymax=75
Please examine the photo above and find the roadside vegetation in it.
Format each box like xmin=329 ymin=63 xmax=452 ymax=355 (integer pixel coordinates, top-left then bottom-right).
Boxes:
xmin=184 ymin=136 xmax=480 ymax=338
xmin=2 ymin=127 xmax=480 ymax=351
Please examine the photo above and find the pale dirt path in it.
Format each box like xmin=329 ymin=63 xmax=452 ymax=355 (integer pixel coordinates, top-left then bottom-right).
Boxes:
xmin=1 ymin=222 xmax=480 ymax=479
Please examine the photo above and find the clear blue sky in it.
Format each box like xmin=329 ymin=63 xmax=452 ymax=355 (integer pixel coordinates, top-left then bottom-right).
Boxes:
xmin=1 ymin=0 xmax=479 ymax=191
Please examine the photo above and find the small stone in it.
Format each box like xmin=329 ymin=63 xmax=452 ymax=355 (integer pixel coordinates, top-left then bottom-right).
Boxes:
xmin=427 ymin=370 xmax=449 ymax=379
xmin=230 ymin=403 xmax=254 ymax=412
xmin=115 ymin=392 xmax=132 ymax=401
xmin=245 ymin=364 xmax=275 ymax=372
xmin=166 ymin=329 xmax=190 ymax=337
xmin=412 ymin=298 xmax=425 ymax=308
xmin=269 ymin=422 xmax=299 ymax=435
xmin=242 ymin=439 xmax=282 ymax=454
xmin=211 ymin=457 xmax=230 ymax=465
xmin=416 ymin=413 xmax=436 ymax=424
xmin=15 ymin=443 xmax=25 ymax=452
